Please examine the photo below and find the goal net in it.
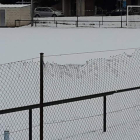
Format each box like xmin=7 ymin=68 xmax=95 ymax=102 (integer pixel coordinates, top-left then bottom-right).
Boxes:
xmin=127 ymin=5 xmax=140 ymax=28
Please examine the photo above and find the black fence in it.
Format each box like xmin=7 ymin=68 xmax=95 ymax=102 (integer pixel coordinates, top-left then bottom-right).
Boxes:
xmin=15 ymin=19 xmax=128 ymax=28
xmin=15 ymin=19 xmax=140 ymax=28
xmin=0 ymin=50 xmax=140 ymax=140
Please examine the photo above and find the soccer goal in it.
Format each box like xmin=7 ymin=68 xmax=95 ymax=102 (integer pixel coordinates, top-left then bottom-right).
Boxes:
xmin=127 ymin=5 xmax=140 ymax=28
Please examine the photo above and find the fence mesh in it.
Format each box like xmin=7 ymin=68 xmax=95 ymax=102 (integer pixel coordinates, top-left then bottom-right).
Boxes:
xmin=32 ymin=108 xmax=40 ymax=140
xmin=0 ymin=60 xmax=40 ymax=110
xmin=0 ymin=59 xmax=40 ymax=140
xmin=43 ymin=49 xmax=140 ymax=102
xmin=0 ymin=111 xmax=29 ymax=140
xmin=43 ymin=98 xmax=102 ymax=140
xmin=42 ymin=49 xmax=140 ymax=139
xmin=0 ymin=49 xmax=140 ymax=140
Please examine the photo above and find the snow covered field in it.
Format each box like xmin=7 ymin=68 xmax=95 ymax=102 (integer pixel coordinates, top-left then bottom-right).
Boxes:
xmin=0 ymin=23 xmax=140 ymax=140
xmin=0 ymin=26 xmax=140 ymax=64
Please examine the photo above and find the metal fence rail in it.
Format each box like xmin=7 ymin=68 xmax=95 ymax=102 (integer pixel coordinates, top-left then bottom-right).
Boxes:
xmin=15 ymin=17 xmax=140 ymax=28
xmin=1 ymin=86 xmax=140 ymax=140
xmin=15 ymin=19 xmax=128 ymax=28
xmin=1 ymin=85 xmax=140 ymax=115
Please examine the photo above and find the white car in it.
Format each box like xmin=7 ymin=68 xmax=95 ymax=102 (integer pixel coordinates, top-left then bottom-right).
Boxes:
xmin=34 ymin=7 xmax=64 ymax=17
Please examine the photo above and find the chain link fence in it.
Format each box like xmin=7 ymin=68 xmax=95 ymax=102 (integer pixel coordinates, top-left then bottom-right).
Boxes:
xmin=0 ymin=49 xmax=140 ymax=140
xmin=1 ymin=60 xmax=40 ymax=110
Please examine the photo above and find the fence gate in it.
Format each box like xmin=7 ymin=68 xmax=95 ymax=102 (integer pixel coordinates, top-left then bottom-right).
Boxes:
xmin=0 ymin=10 xmax=5 ymax=26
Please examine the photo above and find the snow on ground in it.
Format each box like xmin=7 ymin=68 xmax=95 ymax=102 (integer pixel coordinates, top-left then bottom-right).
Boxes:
xmin=0 ymin=18 xmax=140 ymax=140
xmin=0 ymin=27 xmax=140 ymax=64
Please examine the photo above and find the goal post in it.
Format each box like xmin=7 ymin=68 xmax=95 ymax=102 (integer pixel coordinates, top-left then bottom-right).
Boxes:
xmin=127 ymin=5 xmax=140 ymax=28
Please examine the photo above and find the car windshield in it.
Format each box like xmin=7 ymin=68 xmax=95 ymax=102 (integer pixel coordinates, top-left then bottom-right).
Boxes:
xmin=50 ymin=7 xmax=58 ymax=11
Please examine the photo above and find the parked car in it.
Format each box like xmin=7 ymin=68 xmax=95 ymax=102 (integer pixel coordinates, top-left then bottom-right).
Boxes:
xmin=106 ymin=8 xmax=126 ymax=16
xmin=34 ymin=7 xmax=64 ymax=17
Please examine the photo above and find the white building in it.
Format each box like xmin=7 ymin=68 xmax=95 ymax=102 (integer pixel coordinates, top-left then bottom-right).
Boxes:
xmin=0 ymin=4 xmax=31 ymax=27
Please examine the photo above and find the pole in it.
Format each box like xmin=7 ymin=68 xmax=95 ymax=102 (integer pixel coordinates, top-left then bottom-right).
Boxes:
xmin=29 ymin=109 xmax=32 ymax=140
xmin=127 ymin=6 xmax=128 ymax=26
xmin=56 ymin=21 xmax=57 ymax=27
xmin=103 ymin=96 xmax=106 ymax=132
xmin=102 ymin=10 xmax=103 ymax=25
xmin=40 ymin=53 xmax=44 ymax=140
xmin=31 ymin=0 xmax=33 ymax=27
xmin=121 ymin=0 xmax=123 ymax=28
xmin=77 ymin=15 xmax=78 ymax=27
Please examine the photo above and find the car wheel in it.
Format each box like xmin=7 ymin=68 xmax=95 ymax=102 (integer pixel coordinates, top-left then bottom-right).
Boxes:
xmin=52 ymin=14 xmax=57 ymax=17
xmin=35 ymin=14 xmax=40 ymax=17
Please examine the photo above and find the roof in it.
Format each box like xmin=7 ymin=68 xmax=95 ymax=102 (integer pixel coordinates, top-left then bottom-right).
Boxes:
xmin=0 ymin=4 xmax=30 ymax=8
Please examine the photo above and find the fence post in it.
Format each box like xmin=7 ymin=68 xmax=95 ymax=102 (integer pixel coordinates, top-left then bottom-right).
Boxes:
xmin=40 ymin=53 xmax=44 ymax=140
xmin=76 ymin=16 xmax=79 ymax=27
xmin=31 ymin=0 xmax=33 ymax=27
xmin=99 ymin=21 xmax=101 ymax=28
xmin=29 ymin=109 xmax=32 ymax=140
xmin=102 ymin=11 xmax=104 ymax=25
xmin=103 ymin=96 xmax=106 ymax=132
xmin=54 ymin=15 xmax=56 ymax=24
xmin=4 ymin=131 xmax=9 ymax=140
xmin=56 ymin=21 xmax=57 ymax=27
xmin=35 ymin=20 xmax=36 ymax=27
xmin=121 ymin=13 xmax=122 ymax=28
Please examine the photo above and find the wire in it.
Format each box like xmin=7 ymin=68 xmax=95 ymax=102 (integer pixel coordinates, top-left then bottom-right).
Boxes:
xmin=1 ymin=104 xmax=139 ymax=136
xmin=41 ymin=104 xmax=140 ymax=126
xmin=0 ymin=47 xmax=139 ymax=66
xmin=1 ymin=118 xmax=140 ymax=139
xmin=0 ymin=56 xmax=40 ymax=66
xmin=57 ymin=119 xmax=140 ymax=140
xmin=43 ymin=47 xmax=139 ymax=58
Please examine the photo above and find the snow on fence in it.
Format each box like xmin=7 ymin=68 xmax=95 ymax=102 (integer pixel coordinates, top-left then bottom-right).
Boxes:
xmin=0 ymin=49 xmax=140 ymax=140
